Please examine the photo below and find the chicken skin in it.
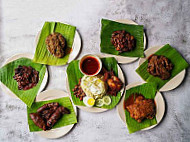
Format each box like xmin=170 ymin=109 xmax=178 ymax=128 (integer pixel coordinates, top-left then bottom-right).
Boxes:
xmin=126 ymin=94 xmax=156 ymax=123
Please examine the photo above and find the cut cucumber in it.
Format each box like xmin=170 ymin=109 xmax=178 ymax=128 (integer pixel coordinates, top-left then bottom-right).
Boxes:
xmin=95 ymin=99 xmax=104 ymax=107
xmin=103 ymin=96 xmax=111 ymax=105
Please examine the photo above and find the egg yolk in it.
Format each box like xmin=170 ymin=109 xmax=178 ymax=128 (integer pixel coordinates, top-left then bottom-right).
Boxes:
xmin=87 ymin=98 xmax=95 ymax=106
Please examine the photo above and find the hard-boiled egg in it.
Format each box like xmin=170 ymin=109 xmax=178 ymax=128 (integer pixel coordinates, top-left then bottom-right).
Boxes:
xmin=83 ymin=96 xmax=95 ymax=107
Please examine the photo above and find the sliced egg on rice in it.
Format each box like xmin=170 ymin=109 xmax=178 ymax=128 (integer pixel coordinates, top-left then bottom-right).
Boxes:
xmin=83 ymin=96 xmax=95 ymax=107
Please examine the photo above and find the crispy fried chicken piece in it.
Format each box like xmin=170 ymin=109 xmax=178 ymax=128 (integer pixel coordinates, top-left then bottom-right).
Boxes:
xmin=72 ymin=78 xmax=86 ymax=100
xmin=30 ymin=113 xmax=47 ymax=131
xmin=147 ymin=55 xmax=173 ymax=80
xmin=126 ymin=94 xmax=156 ymax=123
xmin=46 ymin=106 xmax=70 ymax=128
xmin=102 ymin=68 xmax=123 ymax=96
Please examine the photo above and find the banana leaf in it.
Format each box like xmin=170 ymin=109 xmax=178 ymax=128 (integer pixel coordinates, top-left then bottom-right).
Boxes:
xmin=33 ymin=22 xmax=76 ymax=66
xmin=27 ymin=97 xmax=77 ymax=132
xmin=125 ymin=83 xmax=157 ymax=134
xmin=136 ymin=44 xmax=189 ymax=89
xmin=67 ymin=57 xmax=122 ymax=109
xmin=0 ymin=58 xmax=46 ymax=107
xmin=100 ymin=19 xmax=144 ymax=57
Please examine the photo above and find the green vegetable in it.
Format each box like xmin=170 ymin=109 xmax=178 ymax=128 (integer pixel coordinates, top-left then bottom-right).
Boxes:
xmin=125 ymin=83 xmax=157 ymax=134
xmin=67 ymin=57 xmax=122 ymax=109
xmin=100 ymin=19 xmax=144 ymax=57
xmin=27 ymin=97 xmax=77 ymax=132
xmin=33 ymin=22 xmax=76 ymax=66
xmin=95 ymin=99 xmax=104 ymax=107
xmin=0 ymin=58 xmax=46 ymax=107
xmin=136 ymin=44 xmax=189 ymax=89
xmin=102 ymin=96 xmax=111 ymax=105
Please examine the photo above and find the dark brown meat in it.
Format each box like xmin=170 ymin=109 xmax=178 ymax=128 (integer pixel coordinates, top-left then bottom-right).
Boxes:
xmin=37 ymin=102 xmax=59 ymax=113
xmin=72 ymin=78 xmax=86 ymax=101
xmin=13 ymin=65 xmax=39 ymax=90
xmin=30 ymin=102 xmax=70 ymax=131
xmin=30 ymin=113 xmax=46 ymax=131
xmin=46 ymin=106 xmax=70 ymax=128
xmin=111 ymin=30 xmax=135 ymax=53
xmin=45 ymin=32 xmax=66 ymax=58
xmin=147 ymin=55 xmax=173 ymax=80
xmin=125 ymin=94 xmax=156 ymax=123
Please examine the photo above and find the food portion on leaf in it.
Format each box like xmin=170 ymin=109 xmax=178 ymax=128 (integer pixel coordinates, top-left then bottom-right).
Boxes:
xmin=111 ymin=30 xmax=135 ymax=53
xmin=124 ymin=83 xmax=157 ymax=133
xmin=67 ymin=57 xmax=123 ymax=109
xmin=72 ymin=78 xmax=86 ymax=101
xmin=124 ymin=93 xmax=156 ymax=123
xmin=102 ymin=67 xmax=123 ymax=96
xmin=136 ymin=44 xmax=189 ymax=89
xmin=80 ymin=75 xmax=107 ymax=99
xmin=33 ymin=22 xmax=76 ymax=66
xmin=0 ymin=58 xmax=46 ymax=107
xmin=27 ymin=97 xmax=77 ymax=132
xmin=147 ymin=55 xmax=173 ymax=80
xmin=30 ymin=102 xmax=70 ymax=131
xmin=45 ymin=32 xmax=66 ymax=58
xmin=13 ymin=65 xmax=39 ymax=90
xmin=100 ymin=19 xmax=144 ymax=57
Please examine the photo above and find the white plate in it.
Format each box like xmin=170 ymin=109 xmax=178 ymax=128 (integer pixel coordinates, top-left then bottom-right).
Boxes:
xmin=0 ymin=53 xmax=48 ymax=98
xmin=100 ymin=19 xmax=146 ymax=64
xmin=138 ymin=45 xmax=186 ymax=91
xmin=117 ymin=82 xmax=165 ymax=132
xmin=35 ymin=29 xmax=81 ymax=64
xmin=34 ymin=90 xmax=77 ymax=139
xmin=66 ymin=54 xmax=125 ymax=113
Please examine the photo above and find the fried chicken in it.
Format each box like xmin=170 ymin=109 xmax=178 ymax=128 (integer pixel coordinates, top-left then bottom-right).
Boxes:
xmin=126 ymin=94 xmax=156 ymax=123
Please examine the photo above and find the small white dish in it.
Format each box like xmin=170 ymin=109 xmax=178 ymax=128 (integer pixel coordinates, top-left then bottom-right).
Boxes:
xmin=79 ymin=54 xmax=102 ymax=76
xmin=100 ymin=19 xmax=146 ymax=64
xmin=138 ymin=45 xmax=186 ymax=92
xmin=117 ymin=82 xmax=165 ymax=132
xmin=35 ymin=29 xmax=81 ymax=64
xmin=66 ymin=54 xmax=125 ymax=113
xmin=0 ymin=53 xmax=48 ymax=98
xmin=35 ymin=90 xmax=77 ymax=139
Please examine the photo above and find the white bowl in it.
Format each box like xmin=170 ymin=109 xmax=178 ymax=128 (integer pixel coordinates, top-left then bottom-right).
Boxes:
xmin=79 ymin=54 xmax=102 ymax=76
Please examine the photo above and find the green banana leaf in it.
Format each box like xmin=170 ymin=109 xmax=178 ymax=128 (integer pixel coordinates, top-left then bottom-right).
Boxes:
xmin=33 ymin=22 xmax=76 ymax=66
xmin=125 ymin=83 xmax=157 ymax=134
xmin=67 ymin=57 xmax=122 ymax=109
xmin=100 ymin=19 xmax=144 ymax=57
xmin=27 ymin=97 xmax=77 ymax=132
xmin=136 ymin=44 xmax=189 ymax=89
xmin=0 ymin=58 xmax=46 ymax=107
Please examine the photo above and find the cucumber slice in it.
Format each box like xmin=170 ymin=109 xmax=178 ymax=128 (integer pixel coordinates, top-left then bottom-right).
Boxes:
xmin=103 ymin=96 xmax=111 ymax=105
xmin=95 ymin=99 xmax=104 ymax=107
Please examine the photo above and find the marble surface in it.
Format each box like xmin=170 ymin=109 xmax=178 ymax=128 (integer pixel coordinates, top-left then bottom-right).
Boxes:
xmin=0 ymin=0 xmax=190 ymax=142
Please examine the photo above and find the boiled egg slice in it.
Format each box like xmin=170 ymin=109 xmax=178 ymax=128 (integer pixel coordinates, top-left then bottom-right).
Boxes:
xmin=83 ymin=96 xmax=95 ymax=107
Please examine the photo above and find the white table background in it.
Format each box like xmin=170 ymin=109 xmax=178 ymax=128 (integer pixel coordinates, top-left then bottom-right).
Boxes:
xmin=0 ymin=0 xmax=190 ymax=142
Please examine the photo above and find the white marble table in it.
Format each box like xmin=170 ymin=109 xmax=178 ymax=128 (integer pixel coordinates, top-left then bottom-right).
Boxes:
xmin=0 ymin=0 xmax=190 ymax=142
